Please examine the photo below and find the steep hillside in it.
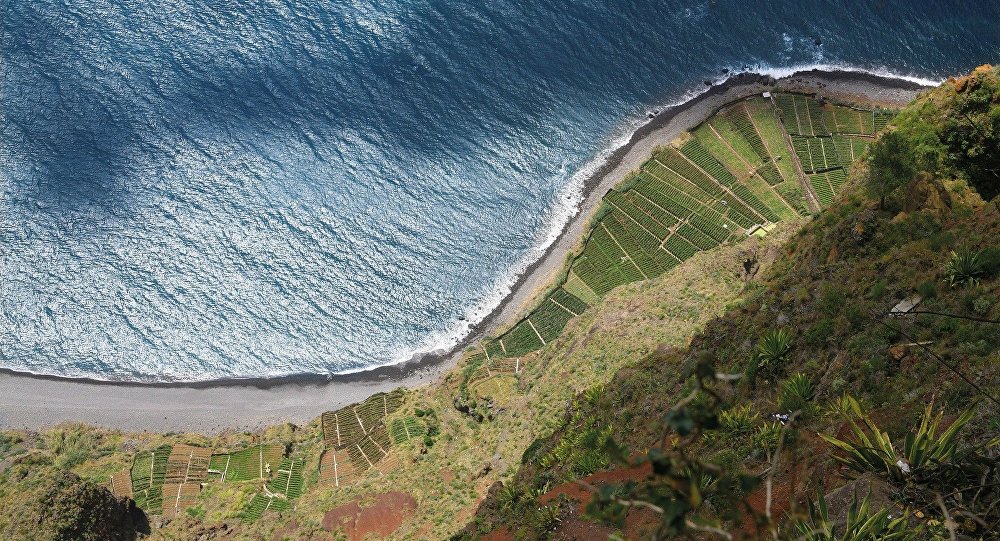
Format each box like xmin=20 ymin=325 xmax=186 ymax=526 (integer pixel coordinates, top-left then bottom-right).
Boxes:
xmin=462 ymin=66 xmax=1000 ymax=540
xmin=0 ymin=69 xmax=982 ymax=541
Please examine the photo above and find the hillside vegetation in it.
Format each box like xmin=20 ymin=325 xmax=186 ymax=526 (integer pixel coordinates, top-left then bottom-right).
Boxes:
xmin=1 ymin=66 xmax=997 ymax=541
xmin=462 ymin=65 xmax=1000 ymax=540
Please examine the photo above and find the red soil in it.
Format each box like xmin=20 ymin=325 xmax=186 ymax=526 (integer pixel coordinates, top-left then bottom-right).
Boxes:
xmin=322 ymin=491 xmax=417 ymax=541
xmin=481 ymin=527 xmax=515 ymax=541
xmin=539 ymin=462 xmax=653 ymax=514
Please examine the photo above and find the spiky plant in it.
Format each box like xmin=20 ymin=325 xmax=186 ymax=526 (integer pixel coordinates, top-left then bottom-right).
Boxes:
xmin=753 ymin=328 xmax=794 ymax=373
xmin=944 ymin=247 xmax=985 ymax=287
xmin=793 ymin=489 xmax=918 ymax=541
xmin=717 ymin=403 xmax=758 ymax=439
xmin=753 ymin=421 xmax=785 ymax=457
xmin=778 ymin=373 xmax=815 ymax=412
xmin=821 ymin=395 xmax=998 ymax=482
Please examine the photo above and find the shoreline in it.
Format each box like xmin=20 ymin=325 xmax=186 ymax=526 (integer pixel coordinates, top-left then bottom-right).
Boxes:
xmin=0 ymin=68 xmax=931 ymax=432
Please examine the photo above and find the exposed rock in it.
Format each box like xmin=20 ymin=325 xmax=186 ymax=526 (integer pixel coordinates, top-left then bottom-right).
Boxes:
xmin=904 ymin=173 xmax=952 ymax=217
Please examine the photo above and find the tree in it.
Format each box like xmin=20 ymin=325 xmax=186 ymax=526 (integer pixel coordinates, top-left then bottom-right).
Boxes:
xmin=866 ymin=130 xmax=916 ymax=210
xmin=941 ymin=70 xmax=1000 ymax=201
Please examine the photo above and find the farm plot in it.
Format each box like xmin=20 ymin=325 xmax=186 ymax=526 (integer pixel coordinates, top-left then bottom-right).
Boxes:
xmin=267 ymin=458 xmax=304 ymax=499
xmin=209 ymin=444 xmax=284 ymax=482
xmin=680 ymin=139 xmax=737 ymax=187
xmin=874 ymin=110 xmax=895 ymax=132
xmin=473 ymin=94 xmax=892 ymax=360
xmin=320 ymin=448 xmax=356 ymax=487
xmin=161 ymin=482 xmax=200 ymax=519
xmin=745 ymin=98 xmax=800 ymax=184
xmin=774 ymin=94 xmax=828 ymax=136
xmin=832 ymin=135 xmax=870 ymax=163
xmin=792 ymin=135 xmax=840 ymax=173
xmin=822 ymin=104 xmax=869 ymax=135
xmin=725 ymin=106 xmax=771 ymax=162
xmin=244 ymin=492 xmax=290 ymax=522
xmin=527 ymin=295 xmax=581 ymax=343
xmin=694 ymin=123 xmax=755 ymax=180
xmin=109 ymin=469 xmax=132 ymax=499
xmin=131 ymin=444 xmax=171 ymax=513
xmin=321 ymin=391 xmax=404 ymax=449
xmin=809 ymin=172 xmax=837 ymax=206
xmin=165 ymin=444 xmax=212 ymax=484
xmin=653 ymin=148 xmax=725 ymax=198
xmin=390 ymin=416 xmax=426 ymax=445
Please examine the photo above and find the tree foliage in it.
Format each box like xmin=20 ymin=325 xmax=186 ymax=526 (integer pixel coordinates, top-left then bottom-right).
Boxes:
xmin=866 ymin=130 xmax=916 ymax=209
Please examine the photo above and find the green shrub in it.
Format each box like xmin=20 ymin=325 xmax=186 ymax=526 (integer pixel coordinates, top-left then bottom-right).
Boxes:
xmin=916 ymin=280 xmax=937 ymax=299
xmin=866 ymin=280 xmax=888 ymax=300
xmin=752 ymin=328 xmax=794 ymax=374
xmin=945 ymin=247 xmax=985 ymax=287
xmin=778 ymin=373 xmax=814 ymax=413
xmin=793 ymin=489 xmax=919 ymax=540
xmin=717 ymin=404 xmax=757 ymax=439
xmin=752 ymin=421 xmax=785 ymax=457
xmin=820 ymin=395 xmax=999 ymax=482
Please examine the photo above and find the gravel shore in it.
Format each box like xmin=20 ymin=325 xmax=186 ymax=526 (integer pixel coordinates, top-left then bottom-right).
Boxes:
xmin=0 ymin=69 xmax=930 ymax=433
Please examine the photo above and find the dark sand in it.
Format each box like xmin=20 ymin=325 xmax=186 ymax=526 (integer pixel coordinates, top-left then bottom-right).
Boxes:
xmin=0 ymin=69 xmax=930 ymax=433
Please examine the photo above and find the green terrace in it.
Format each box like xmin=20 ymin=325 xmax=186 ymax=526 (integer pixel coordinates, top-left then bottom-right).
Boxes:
xmin=480 ymin=93 xmax=895 ymax=362
xmin=105 ymin=389 xmax=420 ymax=521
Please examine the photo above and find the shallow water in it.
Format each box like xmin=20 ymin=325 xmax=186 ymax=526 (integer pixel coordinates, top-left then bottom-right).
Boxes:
xmin=2 ymin=0 xmax=998 ymax=381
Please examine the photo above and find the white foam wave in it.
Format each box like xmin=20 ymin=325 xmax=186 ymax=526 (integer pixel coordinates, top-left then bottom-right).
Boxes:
xmin=747 ymin=61 xmax=942 ymax=88
xmin=359 ymin=62 xmax=944 ymax=379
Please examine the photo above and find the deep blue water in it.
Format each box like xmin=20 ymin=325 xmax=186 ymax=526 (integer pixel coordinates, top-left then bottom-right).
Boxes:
xmin=2 ymin=1 xmax=998 ymax=381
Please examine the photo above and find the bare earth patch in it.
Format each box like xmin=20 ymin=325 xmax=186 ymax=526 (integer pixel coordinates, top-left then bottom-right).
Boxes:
xmin=322 ymin=492 xmax=417 ymax=541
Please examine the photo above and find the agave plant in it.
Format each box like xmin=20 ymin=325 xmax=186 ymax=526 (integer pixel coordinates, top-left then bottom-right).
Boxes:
xmin=793 ymin=489 xmax=918 ymax=541
xmin=821 ymin=395 xmax=998 ymax=482
xmin=752 ymin=420 xmax=785 ymax=457
xmin=944 ymin=247 xmax=985 ymax=287
xmin=754 ymin=328 xmax=794 ymax=372
xmin=779 ymin=373 xmax=815 ymax=412
xmin=717 ymin=403 xmax=758 ymax=438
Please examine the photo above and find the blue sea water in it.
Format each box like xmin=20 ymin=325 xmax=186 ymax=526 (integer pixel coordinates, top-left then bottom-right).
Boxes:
xmin=1 ymin=1 xmax=998 ymax=381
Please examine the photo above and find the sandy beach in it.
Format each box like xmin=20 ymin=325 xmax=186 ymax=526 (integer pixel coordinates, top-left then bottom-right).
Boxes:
xmin=0 ymin=69 xmax=929 ymax=433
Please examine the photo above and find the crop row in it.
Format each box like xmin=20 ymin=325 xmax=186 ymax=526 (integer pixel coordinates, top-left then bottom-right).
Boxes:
xmin=874 ymin=110 xmax=895 ymax=132
xmin=832 ymin=135 xmax=870 ymax=163
xmin=131 ymin=445 xmax=171 ymax=512
xmin=652 ymin=148 xmax=725 ymax=198
xmin=809 ymin=173 xmax=836 ymax=206
xmin=210 ymin=444 xmax=284 ymax=483
xmin=726 ymin=107 xmax=772 ymax=162
xmin=527 ymin=296 xmax=577 ymax=344
xmin=243 ymin=493 xmax=290 ymax=522
xmin=680 ymin=140 xmax=737 ymax=187
xmin=822 ymin=105 xmax=871 ymax=135
xmin=792 ymin=135 xmax=840 ymax=173
xmin=390 ymin=416 xmax=426 ymax=444
xmin=266 ymin=458 xmax=304 ymax=499
xmin=756 ymin=161 xmax=784 ymax=186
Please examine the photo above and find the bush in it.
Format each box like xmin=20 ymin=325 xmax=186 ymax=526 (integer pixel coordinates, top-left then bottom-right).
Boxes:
xmin=944 ymin=247 xmax=986 ymax=287
xmin=752 ymin=328 xmax=794 ymax=376
xmin=820 ymin=395 xmax=999 ymax=482
xmin=717 ymin=404 xmax=757 ymax=439
xmin=778 ymin=373 xmax=814 ymax=413
xmin=793 ymin=489 xmax=919 ymax=541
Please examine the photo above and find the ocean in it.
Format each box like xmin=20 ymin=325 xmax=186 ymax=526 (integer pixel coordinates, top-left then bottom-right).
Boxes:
xmin=1 ymin=0 xmax=998 ymax=382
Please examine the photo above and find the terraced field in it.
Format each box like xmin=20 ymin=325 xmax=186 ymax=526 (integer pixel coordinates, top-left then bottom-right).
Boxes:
xmin=110 ymin=438 xmax=308 ymax=520
xmin=130 ymin=444 xmax=171 ymax=512
xmin=774 ymin=94 xmax=893 ymax=207
xmin=486 ymin=92 xmax=893 ymax=360
xmin=318 ymin=389 xmax=407 ymax=487
xmin=208 ymin=444 xmax=285 ymax=483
